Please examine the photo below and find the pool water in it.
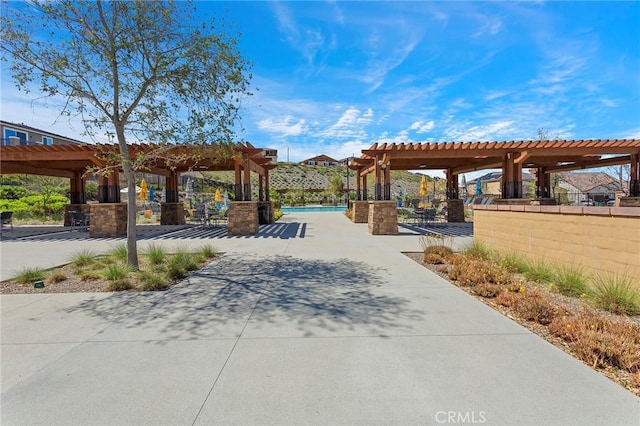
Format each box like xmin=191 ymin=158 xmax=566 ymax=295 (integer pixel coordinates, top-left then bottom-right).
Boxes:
xmin=280 ymin=205 xmax=347 ymax=213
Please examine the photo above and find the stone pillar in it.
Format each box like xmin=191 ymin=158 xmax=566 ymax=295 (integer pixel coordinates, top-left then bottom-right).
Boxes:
xmin=445 ymin=199 xmax=465 ymax=223
xmin=368 ymin=201 xmax=398 ymax=235
xmin=160 ymin=202 xmax=186 ymax=225
xmin=351 ymin=200 xmax=369 ymax=223
xmin=64 ymin=204 xmax=91 ymax=226
xmin=228 ymin=201 xmax=259 ymax=235
xmin=89 ymin=203 xmax=127 ymax=237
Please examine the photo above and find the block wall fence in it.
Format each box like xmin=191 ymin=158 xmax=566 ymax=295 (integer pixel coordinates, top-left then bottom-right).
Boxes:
xmin=473 ymin=205 xmax=640 ymax=277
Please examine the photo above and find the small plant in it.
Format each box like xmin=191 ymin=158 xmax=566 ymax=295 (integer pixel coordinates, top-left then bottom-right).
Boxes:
xmin=104 ymin=264 xmax=130 ymax=281
xmin=47 ymin=272 xmax=68 ymax=284
xmin=511 ymin=290 xmax=557 ymax=325
xmin=13 ymin=267 xmax=46 ymax=284
xmin=463 ymin=240 xmax=493 ymax=261
xmin=449 ymin=258 xmax=512 ymax=287
xmin=549 ymin=311 xmax=640 ymax=371
xmin=146 ymin=243 xmax=166 ymax=265
xmin=198 ymin=244 xmax=218 ymax=259
xmin=79 ymin=270 xmax=102 ymax=281
xmin=167 ymin=263 xmax=189 ymax=280
xmin=423 ymin=245 xmax=454 ymax=264
xmin=590 ymin=272 xmax=640 ymax=315
xmin=173 ymin=251 xmax=199 ymax=272
xmin=140 ymin=272 xmax=169 ymax=291
xmin=107 ymin=279 xmax=134 ymax=292
xmin=108 ymin=243 xmax=128 ymax=262
xmin=497 ymin=251 xmax=529 ymax=274
xmin=473 ymin=283 xmax=503 ymax=298
xmin=70 ymin=248 xmax=98 ymax=267
xmin=523 ymin=258 xmax=554 ymax=284
xmin=419 ymin=233 xmax=453 ymax=253
xmin=553 ymin=264 xmax=589 ymax=297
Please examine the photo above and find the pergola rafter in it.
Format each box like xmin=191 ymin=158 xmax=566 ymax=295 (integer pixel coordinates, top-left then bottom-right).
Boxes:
xmin=353 ymin=139 xmax=640 ymax=200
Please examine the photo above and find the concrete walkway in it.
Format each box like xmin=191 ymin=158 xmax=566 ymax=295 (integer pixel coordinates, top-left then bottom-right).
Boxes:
xmin=1 ymin=213 xmax=638 ymax=425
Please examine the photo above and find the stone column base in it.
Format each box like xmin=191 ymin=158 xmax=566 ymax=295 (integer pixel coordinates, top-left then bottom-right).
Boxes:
xmin=351 ymin=201 xmax=369 ymax=223
xmin=160 ymin=202 xmax=186 ymax=225
xmin=64 ymin=204 xmax=91 ymax=226
xmin=90 ymin=203 xmax=127 ymax=237
xmin=492 ymin=198 xmax=532 ymax=205
xmin=368 ymin=201 xmax=398 ymax=235
xmin=446 ymin=199 xmax=465 ymax=222
xmin=619 ymin=197 xmax=640 ymax=207
xmin=228 ymin=201 xmax=259 ymax=235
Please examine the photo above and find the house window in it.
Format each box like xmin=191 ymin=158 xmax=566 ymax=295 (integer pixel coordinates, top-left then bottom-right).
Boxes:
xmin=323 ymin=161 xmax=329 ymax=166
xmin=308 ymin=161 xmax=316 ymax=166
xmin=332 ymin=162 xmax=339 ymax=167
xmin=4 ymin=128 xmax=28 ymax=145
xmin=42 ymin=136 xmax=53 ymax=146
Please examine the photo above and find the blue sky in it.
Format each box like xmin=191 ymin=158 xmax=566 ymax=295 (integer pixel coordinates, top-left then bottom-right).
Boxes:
xmin=2 ymin=1 xmax=639 ymax=167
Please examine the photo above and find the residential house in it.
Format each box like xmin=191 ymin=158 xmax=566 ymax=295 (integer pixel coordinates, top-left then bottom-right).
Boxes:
xmin=300 ymin=154 xmax=340 ymax=167
xmin=466 ymin=171 xmax=534 ymax=197
xmin=1 ymin=120 xmax=86 ymax=146
xmin=555 ymin=172 xmax=622 ymax=205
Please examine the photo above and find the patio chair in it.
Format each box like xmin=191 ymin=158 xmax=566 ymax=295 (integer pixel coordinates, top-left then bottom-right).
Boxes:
xmin=69 ymin=211 xmax=89 ymax=231
xmin=1 ymin=211 xmax=14 ymax=230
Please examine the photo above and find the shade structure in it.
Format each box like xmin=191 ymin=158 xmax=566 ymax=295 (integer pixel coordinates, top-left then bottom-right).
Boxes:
xmin=419 ymin=175 xmax=428 ymax=197
xmin=476 ymin=178 xmax=483 ymax=196
xmin=139 ymin=179 xmax=149 ymax=201
xmin=148 ymin=186 xmax=155 ymax=202
xmin=214 ymin=188 xmax=222 ymax=203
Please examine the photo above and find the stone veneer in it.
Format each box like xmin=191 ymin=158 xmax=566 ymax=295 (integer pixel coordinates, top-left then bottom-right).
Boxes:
xmin=445 ymin=199 xmax=465 ymax=222
xmin=160 ymin=202 xmax=186 ymax=225
xmin=619 ymin=197 xmax=640 ymax=207
xmin=64 ymin=204 xmax=92 ymax=227
xmin=89 ymin=203 xmax=127 ymax=237
xmin=228 ymin=201 xmax=259 ymax=235
xmin=367 ymin=201 xmax=398 ymax=235
xmin=351 ymin=201 xmax=369 ymax=223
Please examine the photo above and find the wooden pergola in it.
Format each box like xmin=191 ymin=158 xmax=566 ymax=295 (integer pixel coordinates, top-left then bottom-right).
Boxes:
xmin=0 ymin=142 xmax=276 ymax=204
xmin=351 ymin=139 xmax=640 ymax=200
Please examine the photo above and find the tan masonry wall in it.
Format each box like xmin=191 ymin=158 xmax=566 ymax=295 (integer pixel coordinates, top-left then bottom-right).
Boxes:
xmin=473 ymin=205 xmax=640 ymax=277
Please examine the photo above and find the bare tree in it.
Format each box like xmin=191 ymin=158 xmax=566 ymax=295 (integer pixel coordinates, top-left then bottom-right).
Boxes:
xmin=1 ymin=0 xmax=251 ymax=267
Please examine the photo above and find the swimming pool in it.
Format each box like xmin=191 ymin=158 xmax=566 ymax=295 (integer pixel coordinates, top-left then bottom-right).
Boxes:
xmin=280 ymin=205 xmax=347 ymax=213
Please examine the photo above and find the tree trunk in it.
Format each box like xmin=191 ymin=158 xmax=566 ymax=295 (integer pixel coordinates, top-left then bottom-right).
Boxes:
xmin=115 ymin=126 xmax=139 ymax=269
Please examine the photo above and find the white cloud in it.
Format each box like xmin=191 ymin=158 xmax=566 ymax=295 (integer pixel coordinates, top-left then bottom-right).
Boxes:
xmin=257 ymin=116 xmax=308 ymax=137
xmin=409 ymin=120 xmax=435 ymax=133
xmin=444 ymin=120 xmax=515 ymax=141
xmin=315 ymin=107 xmax=374 ymax=139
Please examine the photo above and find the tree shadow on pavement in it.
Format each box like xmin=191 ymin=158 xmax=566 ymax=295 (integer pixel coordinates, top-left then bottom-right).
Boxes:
xmin=64 ymin=254 xmax=425 ymax=341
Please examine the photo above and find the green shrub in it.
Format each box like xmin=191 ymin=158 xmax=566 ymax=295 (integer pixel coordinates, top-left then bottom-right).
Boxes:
xmin=13 ymin=267 xmax=46 ymax=284
xmin=590 ymin=272 xmax=640 ymax=315
xmin=552 ymin=265 xmax=589 ymax=297
xmin=172 ymin=251 xmax=199 ymax=272
xmin=109 ymin=244 xmax=128 ymax=262
xmin=167 ymin=263 xmax=189 ymax=280
xmin=146 ymin=243 xmax=166 ymax=265
xmin=523 ymin=258 xmax=554 ymax=284
xmin=463 ymin=241 xmax=493 ymax=261
xmin=104 ymin=264 xmax=130 ymax=281
xmin=140 ymin=273 xmax=170 ymax=291
xmin=70 ymin=248 xmax=98 ymax=267
xmin=107 ymin=279 xmax=134 ymax=292
xmin=198 ymin=244 xmax=218 ymax=259
xmin=497 ymin=251 xmax=529 ymax=274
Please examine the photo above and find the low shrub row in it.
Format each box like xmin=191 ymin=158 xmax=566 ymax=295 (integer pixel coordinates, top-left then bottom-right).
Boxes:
xmin=420 ymin=240 xmax=640 ymax=392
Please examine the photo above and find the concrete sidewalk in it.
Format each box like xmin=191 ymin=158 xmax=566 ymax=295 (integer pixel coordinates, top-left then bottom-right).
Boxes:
xmin=1 ymin=212 xmax=639 ymax=425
